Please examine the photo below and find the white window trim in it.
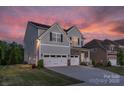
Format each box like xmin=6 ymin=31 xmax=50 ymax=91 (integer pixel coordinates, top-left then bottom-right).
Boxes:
xmin=51 ymin=32 xmax=61 ymax=42
xmin=71 ymin=36 xmax=79 ymax=47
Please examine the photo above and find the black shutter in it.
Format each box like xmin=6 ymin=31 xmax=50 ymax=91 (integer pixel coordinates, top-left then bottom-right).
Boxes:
xmin=50 ymin=32 xmax=52 ymax=41
xmin=61 ymin=34 xmax=63 ymax=42
xmin=78 ymin=38 xmax=80 ymax=45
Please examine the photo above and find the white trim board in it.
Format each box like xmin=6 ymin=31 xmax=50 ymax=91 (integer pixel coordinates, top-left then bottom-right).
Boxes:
xmin=41 ymin=43 xmax=70 ymax=47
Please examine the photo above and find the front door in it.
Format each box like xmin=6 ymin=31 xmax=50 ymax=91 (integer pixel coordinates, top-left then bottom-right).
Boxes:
xmin=81 ymin=53 xmax=84 ymax=62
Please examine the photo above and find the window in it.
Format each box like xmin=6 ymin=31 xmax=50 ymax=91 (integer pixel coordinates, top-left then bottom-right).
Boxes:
xmin=81 ymin=40 xmax=83 ymax=46
xmin=78 ymin=38 xmax=80 ymax=45
xmin=52 ymin=33 xmax=56 ymax=41
xmin=62 ymin=55 xmax=66 ymax=57
xmin=50 ymin=32 xmax=52 ymax=41
xmin=44 ymin=55 xmax=49 ymax=57
xmin=84 ymin=52 xmax=88 ymax=58
xmin=61 ymin=34 xmax=63 ymax=42
xmin=110 ymin=46 xmax=114 ymax=51
xmin=57 ymin=34 xmax=61 ymax=42
xmin=50 ymin=32 xmax=62 ymax=42
xmin=57 ymin=55 xmax=61 ymax=57
xmin=71 ymin=37 xmax=78 ymax=47
xmin=51 ymin=55 xmax=55 ymax=57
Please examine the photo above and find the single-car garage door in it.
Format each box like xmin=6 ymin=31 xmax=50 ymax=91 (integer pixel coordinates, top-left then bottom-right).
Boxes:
xmin=109 ymin=59 xmax=117 ymax=66
xmin=70 ymin=56 xmax=79 ymax=66
xmin=43 ymin=55 xmax=68 ymax=67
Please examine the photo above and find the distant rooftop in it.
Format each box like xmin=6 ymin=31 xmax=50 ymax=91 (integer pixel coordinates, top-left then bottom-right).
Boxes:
xmin=84 ymin=39 xmax=118 ymax=50
xmin=114 ymin=39 xmax=124 ymax=46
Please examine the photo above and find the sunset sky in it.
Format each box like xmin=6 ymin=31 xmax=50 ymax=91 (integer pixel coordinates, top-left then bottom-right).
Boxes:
xmin=0 ymin=6 xmax=124 ymax=44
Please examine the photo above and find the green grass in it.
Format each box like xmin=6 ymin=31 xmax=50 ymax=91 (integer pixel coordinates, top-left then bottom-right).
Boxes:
xmin=99 ymin=66 xmax=124 ymax=76
xmin=0 ymin=64 xmax=82 ymax=86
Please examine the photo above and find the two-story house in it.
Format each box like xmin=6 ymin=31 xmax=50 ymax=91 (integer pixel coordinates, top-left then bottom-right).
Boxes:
xmin=84 ymin=39 xmax=118 ymax=66
xmin=24 ymin=21 xmax=91 ymax=67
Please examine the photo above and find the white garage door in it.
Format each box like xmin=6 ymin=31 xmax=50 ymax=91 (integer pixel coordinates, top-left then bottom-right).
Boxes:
xmin=109 ymin=59 xmax=117 ymax=66
xmin=70 ymin=56 xmax=79 ymax=66
xmin=43 ymin=55 xmax=68 ymax=67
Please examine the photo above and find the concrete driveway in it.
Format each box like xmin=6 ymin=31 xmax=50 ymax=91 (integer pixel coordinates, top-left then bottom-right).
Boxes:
xmin=48 ymin=66 xmax=124 ymax=86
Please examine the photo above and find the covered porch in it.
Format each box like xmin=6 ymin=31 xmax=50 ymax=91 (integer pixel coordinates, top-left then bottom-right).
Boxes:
xmin=71 ymin=47 xmax=91 ymax=65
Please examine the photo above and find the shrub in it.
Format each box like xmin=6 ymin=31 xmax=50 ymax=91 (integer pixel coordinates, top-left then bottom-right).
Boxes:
xmin=37 ymin=59 xmax=44 ymax=68
xmin=107 ymin=61 xmax=111 ymax=67
xmin=117 ymin=49 xmax=124 ymax=66
xmin=92 ymin=60 xmax=96 ymax=66
xmin=95 ymin=62 xmax=103 ymax=67
xmin=80 ymin=62 xmax=88 ymax=66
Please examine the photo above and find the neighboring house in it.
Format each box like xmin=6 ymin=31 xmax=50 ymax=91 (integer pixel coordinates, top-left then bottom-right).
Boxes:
xmin=24 ymin=21 xmax=90 ymax=67
xmin=84 ymin=39 xmax=118 ymax=66
xmin=114 ymin=39 xmax=124 ymax=49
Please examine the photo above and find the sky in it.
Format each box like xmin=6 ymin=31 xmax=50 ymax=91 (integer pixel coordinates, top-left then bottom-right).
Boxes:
xmin=0 ymin=6 xmax=124 ymax=44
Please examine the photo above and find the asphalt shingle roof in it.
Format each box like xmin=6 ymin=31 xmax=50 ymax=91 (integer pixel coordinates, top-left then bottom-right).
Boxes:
xmin=29 ymin=21 xmax=51 ymax=29
xmin=84 ymin=39 xmax=117 ymax=50
xmin=114 ymin=39 xmax=124 ymax=46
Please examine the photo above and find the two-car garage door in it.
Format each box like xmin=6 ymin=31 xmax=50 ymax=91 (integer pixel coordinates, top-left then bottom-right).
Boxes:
xmin=43 ymin=55 xmax=79 ymax=67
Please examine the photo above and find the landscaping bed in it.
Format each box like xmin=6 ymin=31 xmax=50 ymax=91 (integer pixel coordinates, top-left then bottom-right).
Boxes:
xmin=98 ymin=66 xmax=124 ymax=76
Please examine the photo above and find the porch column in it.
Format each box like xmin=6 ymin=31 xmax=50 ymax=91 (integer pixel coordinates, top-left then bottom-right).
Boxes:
xmin=88 ymin=50 xmax=90 ymax=62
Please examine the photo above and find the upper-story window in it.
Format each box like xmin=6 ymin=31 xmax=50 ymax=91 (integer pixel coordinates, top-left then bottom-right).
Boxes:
xmin=109 ymin=46 xmax=115 ymax=51
xmin=70 ymin=36 xmax=79 ymax=47
xmin=78 ymin=38 xmax=80 ymax=45
xmin=81 ymin=40 xmax=83 ymax=46
xmin=50 ymin=32 xmax=63 ymax=42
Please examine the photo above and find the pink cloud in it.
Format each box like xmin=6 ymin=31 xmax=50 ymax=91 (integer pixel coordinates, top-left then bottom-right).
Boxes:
xmin=0 ymin=6 xmax=124 ymax=44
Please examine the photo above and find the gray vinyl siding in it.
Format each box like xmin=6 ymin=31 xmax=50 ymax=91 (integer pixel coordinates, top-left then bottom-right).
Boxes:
xmin=40 ymin=24 xmax=70 ymax=56
xmin=41 ymin=45 xmax=70 ymax=55
xmin=24 ymin=23 xmax=38 ymax=64
xmin=38 ymin=28 xmax=46 ymax=37
xmin=67 ymin=27 xmax=84 ymax=47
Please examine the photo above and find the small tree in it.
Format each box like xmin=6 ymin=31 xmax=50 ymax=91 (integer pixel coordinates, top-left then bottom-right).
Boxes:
xmin=117 ymin=49 xmax=124 ymax=66
xmin=0 ymin=41 xmax=24 ymax=65
xmin=92 ymin=60 xmax=96 ymax=66
xmin=37 ymin=59 xmax=44 ymax=68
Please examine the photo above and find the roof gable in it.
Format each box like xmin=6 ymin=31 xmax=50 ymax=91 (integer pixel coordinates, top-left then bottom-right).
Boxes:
xmin=38 ymin=23 xmax=70 ymax=42
xmin=27 ymin=21 xmax=83 ymax=42
xmin=67 ymin=26 xmax=85 ymax=39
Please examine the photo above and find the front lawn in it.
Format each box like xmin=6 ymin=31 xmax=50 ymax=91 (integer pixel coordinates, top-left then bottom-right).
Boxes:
xmin=99 ymin=66 xmax=124 ymax=76
xmin=0 ymin=64 xmax=82 ymax=86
